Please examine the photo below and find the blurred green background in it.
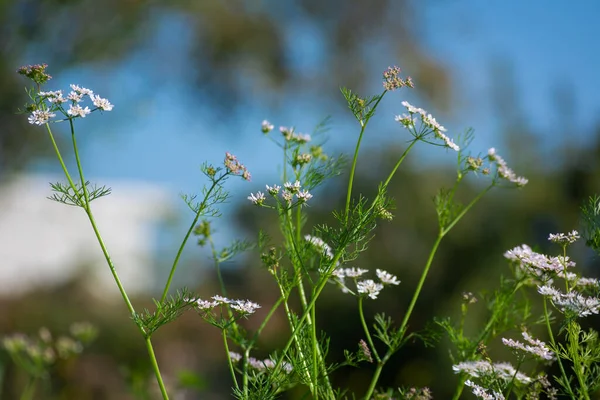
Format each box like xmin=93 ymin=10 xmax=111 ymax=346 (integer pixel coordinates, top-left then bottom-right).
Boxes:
xmin=1 ymin=0 xmax=600 ymax=398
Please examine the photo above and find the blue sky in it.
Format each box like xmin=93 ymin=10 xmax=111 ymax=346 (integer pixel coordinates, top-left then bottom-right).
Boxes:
xmin=27 ymin=1 xmax=600 ymax=275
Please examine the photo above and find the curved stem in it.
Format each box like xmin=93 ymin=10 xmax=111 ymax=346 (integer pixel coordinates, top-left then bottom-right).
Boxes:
xmin=160 ymin=176 xmax=226 ymax=303
xmin=382 ymin=139 xmax=419 ymax=188
xmin=67 ymin=123 xmax=137 ymax=317
xmin=344 ymin=92 xmax=387 ymax=224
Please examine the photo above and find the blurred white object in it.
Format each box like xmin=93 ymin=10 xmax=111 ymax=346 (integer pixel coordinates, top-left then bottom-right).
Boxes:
xmin=0 ymin=174 xmax=173 ymax=297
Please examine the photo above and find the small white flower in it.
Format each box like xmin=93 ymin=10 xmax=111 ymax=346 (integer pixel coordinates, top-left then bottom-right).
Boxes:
xmin=28 ymin=110 xmax=55 ymax=125
xmin=296 ymin=189 xmax=313 ymax=203
xmin=548 ymin=230 xmax=580 ymax=245
xmin=487 ymin=148 xmax=528 ymax=187
xmin=67 ymin=104 xmax=91 ymax=118
xmin=70 ymin=84 xmax=94 ymax=96
xmin=212 ymin=295 xmax=231 ymax=304
xmin=357 ymin=279 xmax=384 ymax=299
xmin=502 ymin=331 xmax=555 ymax=361
xmin=248 ymin=191 xmax=266 ymax=205
xmin=266 ymin=184 xmax=280 ymax=196
xmin=376 ymin=269 xmax=400 ymax=285
xmin=281 ymin=191 xmax=293 ymax=204
xmin=305 ymin=235 xmax=334 ymax=259
xmin=90 ymin=94 xmax=113 ymax=111
xmin=67 ymin=91 xmax=84 ymax=103
xmin=280 ymin=126 xmax=293 ymax=140
xmin=230 ymin=300 xmax=261 ymax=314
xmin=261 ymin=120 xmax=274 ymax=133
xmin=292 ymin=133 xmax=311 ymax=143
xmin=39 ymin=90 xmax=66 ymax=104
xmin=342 ymin=267 xmax=369 ymax=278
xmin=284 ymin=180 xmax=301 ymax=194
xmin=229 ymin=351 xmax=242 ymax=362
xmin=196 ymin=299 xmax=218 ymax=310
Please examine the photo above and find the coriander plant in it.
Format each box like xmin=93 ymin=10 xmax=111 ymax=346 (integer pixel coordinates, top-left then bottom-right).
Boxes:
xmin=11 ymin=63 xmax=600 ymax=399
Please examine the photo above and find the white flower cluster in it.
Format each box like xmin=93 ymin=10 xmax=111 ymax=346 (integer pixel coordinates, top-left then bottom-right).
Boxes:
xmin=332 ymin=268 xmax=400 ymax=299
xmin=548 ymin=230 xmax=580 ymax=245
xmin=452 ymin=360 xmax=531 ymax=384
xmin=279 ymin=126 xmax=311 ymax=143
xmin=305 ymin=235 xmax=335 ymax=260
xmin=537 ymin=285 xmax=600 ymax=317
xmin=196 ymin=295 xmax=261 ymax=315
xmin=395 ymin=101 xmax=460 ymax=151
xmin=249 ymin=181 xmax=312 ymax=206
xmin=28 ymin=84 xmax=113 ymax=125
xmin=464 ymin=380 xmax=505 ymax=400
xmin=504 ymin=244 xmax=575 ymax=278
xmin=487 ymin=148 xmax=528 ymax=187
xmin=229 ymin=352 xmax=293 ymax=374
xmin=501 ymin=331 xmax=555 ymax=361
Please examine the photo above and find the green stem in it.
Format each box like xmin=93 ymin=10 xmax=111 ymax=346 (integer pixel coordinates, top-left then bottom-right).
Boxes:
xmin=222 ymin=330 xmax=240 ymax=391
xmin=160 ymin=176 xmax=226 ymax=303
xmin=382 ymin=139 xmax=419 ymax=188
xmin=65 ymin=124 xmax=137 ymax=317
xmin=146 ymin=337 xmax=170 ymax=400
xmin=344 ymin=92 xmax=387 ymax=224
xmin=358 ymin=297 xmax=380 ymax=362
xmin=20 ymin=377 xmax=37 ymax=400
xmin=543 ymin=298 xmax=575 ymax=398
xmin=398 ymin=232 xmax=443 ymax=338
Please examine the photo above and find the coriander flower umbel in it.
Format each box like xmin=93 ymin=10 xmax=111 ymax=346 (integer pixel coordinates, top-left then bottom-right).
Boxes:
xmin=266 ymin=184 xmax=280 ymax=196
xmin=397 ymin=101 xmax=460 ymax=151
xmin=230 ymin=300 xmax=261 ymax=314
xmin=376 ymin=269 xmax=400 ymax=285
xmin=452 ymin=360 xmax=532 ymax=384
xmin=357 ymin=279 xmax=384 ymax=299
xmin=548 ymin=230 xmax=580 ymax=245
xmin=90 ymin=94 xmax=114 ymax=111
xmin=502 ymin=331 xmax=555 ymax=361
xmin=487 ymin=148 xmax=528 ymax=187
xmin=305 ymin=235 xmax=334 ymax=259
xmin=28 ymin=110 xmax=56 ymax=125
xmin=67 ymin=104 xmax=91 ymax=118
xmin=335 ymin=267 xmax=369 ymax=278
xmin=284 ymin=180 xmax=302 ymax=194
xmin=537 ymin=285 xmax=600 ymax=317
xmin=464 ymin=380 xmax=505 ymax=400
xmin=296 ymin=189 xmax=313 ymax=204
xmin=248 ymin=191 xmax=266 ymax=205
xmin=261 ymin=120 xmax=274 ymax=133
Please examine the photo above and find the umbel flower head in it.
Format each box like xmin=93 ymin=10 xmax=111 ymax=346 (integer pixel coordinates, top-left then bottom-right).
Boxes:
xmin=22 ymin=75 xmax=114 ymax=126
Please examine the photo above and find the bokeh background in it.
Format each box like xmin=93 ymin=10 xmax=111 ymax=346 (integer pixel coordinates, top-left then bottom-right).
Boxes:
xmin=2 ymin=0 xmax=600 ymax=398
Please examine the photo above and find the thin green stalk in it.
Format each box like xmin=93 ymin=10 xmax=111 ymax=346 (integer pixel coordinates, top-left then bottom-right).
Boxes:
xmin=398 ymin=232 xmax=443 ymax=338
xmin=543 ymin=298 xmax=575 ymax=398
xmin=382 ymin=139 xmax=419 ymax=188
xmin=344 ymin=92 xmax=387 ymax=224
xmin=222 ymin=330 xmax=240 ymax=391
xmin=344 ymin=123 xmax=367 ymax=224
xmin=160 ymin=176 xmax=226 ymax=304
xmin=20 ymin=377 xmax=37 ymax=400
xmin=66 ymin=125 xmax=137 ymax=317
xmin=358 ymin=297 xmax=380 ymax=362
xmin=146 ymin=337 xmax=170 ymax=400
